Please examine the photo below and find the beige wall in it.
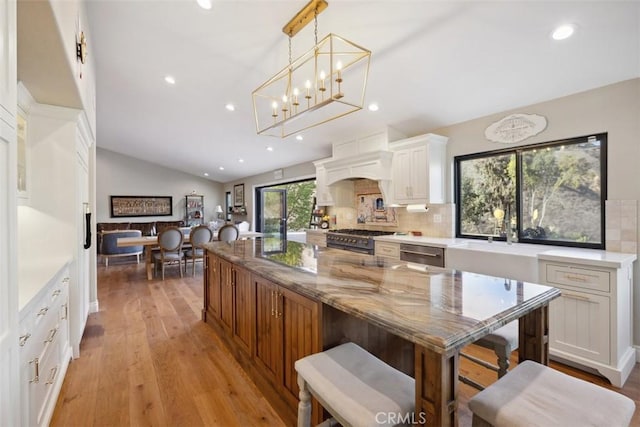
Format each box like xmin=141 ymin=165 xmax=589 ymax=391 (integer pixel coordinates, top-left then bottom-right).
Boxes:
xmin=433 ymin=78 xmax=640 ymax=346
xmin=96 ymin=148 xmax=225 ymax=224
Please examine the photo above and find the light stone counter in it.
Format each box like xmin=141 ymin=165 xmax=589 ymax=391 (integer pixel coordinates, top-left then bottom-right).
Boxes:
xmin=203 ymin=239 xmax=560 ymax=354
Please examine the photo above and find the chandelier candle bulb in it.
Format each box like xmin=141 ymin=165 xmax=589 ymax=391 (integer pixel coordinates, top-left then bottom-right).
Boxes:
xmin=292 ymin=88 xmax=300 ymax=106
xmin=271 ymin=101 xmax=278 ymax=118
xmin=319 ymin=70 xmax=326 ymax=92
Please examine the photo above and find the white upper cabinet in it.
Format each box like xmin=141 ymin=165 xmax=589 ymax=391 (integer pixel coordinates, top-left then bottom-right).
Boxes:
xmin=0 ymin=0 xmax=17 ymax=126
xmin=389 ymin=133 xmax=448 ymax=205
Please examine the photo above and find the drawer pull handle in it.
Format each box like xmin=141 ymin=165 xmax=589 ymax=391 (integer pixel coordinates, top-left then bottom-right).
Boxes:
xmin=37 ymin=307 xmax=49 ymax=316
xmin=61 ymin=303 xmax=68 ymax=320
xmin=271 ymin=290 xmax=275 ymax=317
xmin=52 ymin=289 xmax=61 ymax=297
xmin=45 ymin=327 xmax=58 ymax=343
xmin=563 ymin=292 xmax=591 ymax=302
xmin=400 ymin=250 xmax=439 ymax=257
xmin=19 ymin=333 xmax=31 ymax=347
xmin=62 ymin=277 xmax=70 ymax=283
xmin=565 ymin=274 xmax=586 ymax=282
xmin=46 ymin=366 xmax=59 ymax=385
xmin=29 ymin=358 xmax=40 ymax=383
xmin=275 ymin=291 xmax=282 ymax=318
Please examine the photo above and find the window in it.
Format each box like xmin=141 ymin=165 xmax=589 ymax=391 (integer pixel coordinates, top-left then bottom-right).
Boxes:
xmin=455 ymin=134 xmax=606 ymax=249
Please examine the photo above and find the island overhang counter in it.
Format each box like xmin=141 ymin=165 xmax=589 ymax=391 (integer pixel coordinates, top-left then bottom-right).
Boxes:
xmin=202 ymin=238 xmax=560 ymax=426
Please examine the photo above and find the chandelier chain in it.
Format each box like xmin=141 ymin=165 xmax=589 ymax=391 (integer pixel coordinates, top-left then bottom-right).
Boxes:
xmin=314 ymin=8 xmax=318 ymax=46
xmin=288 ymin=35 xmax=292 ymax=66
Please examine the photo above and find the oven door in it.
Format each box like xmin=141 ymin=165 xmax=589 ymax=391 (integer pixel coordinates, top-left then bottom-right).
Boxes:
xmin=326 ymin=240 xmax=373 ymax=255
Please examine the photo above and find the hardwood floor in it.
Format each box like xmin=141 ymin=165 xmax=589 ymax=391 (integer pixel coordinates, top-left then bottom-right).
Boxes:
xmin=52 ymin=260 xmax=639 ymax=426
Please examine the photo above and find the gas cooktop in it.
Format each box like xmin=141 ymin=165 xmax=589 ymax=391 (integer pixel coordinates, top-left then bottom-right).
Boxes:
xmin=329 ymin=229 xmax=395 ymax=237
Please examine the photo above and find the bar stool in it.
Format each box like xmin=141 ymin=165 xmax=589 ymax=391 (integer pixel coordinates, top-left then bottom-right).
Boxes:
xmin=295 ymin=342 xmax=415 ymax=427
xmin=468 ymin=360 xmax=636 ymax=427
xmin=460 ymin=321 xmax=518 ymax=390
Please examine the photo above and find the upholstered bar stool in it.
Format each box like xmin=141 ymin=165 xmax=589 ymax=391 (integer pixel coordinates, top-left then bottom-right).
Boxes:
xmin=295 ymin=342 xmax=415 ymax=427
xmin=468 ymin=360 xmax=636 ymax=427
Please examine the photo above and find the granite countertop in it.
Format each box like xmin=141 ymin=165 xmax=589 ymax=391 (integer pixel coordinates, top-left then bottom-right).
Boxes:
xmin=203 ymin=239 xmax=560 ymax=354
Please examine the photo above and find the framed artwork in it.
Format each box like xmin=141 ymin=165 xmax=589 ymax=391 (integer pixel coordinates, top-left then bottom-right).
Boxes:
xmin=110 ymin=195 xmax=173 ymax=217
xmin=234 ymin=184 xmax=244 ymax=206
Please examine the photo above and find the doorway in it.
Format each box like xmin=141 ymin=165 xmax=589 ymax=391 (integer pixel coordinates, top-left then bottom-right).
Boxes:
xmin=255 ymin=179 xmax=315 ymax=242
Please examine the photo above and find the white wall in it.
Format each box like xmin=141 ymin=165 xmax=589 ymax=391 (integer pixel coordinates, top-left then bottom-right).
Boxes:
xmin=96 ymin=147 xmax=225 ymax=224
xmin=433 ymin=78 xmax=640 ymax=347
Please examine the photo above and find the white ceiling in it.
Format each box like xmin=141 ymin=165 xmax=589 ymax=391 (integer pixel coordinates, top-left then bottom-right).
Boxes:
xmin=85 ymin=0 xmax=640 ymax=183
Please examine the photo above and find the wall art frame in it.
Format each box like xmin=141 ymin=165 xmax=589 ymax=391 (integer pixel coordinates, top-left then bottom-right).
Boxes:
xmin=110 ymin=195 xmax=173 ymax=218
xmin=234 ymin=184 xmax=245 ymax=206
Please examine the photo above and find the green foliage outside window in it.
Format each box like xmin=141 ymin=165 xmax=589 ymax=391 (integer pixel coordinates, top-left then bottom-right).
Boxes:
xmin=456 ymin=134 xmax=605 ymax=248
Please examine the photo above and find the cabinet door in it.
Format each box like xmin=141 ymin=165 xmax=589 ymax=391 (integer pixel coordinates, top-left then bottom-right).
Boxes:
xmin=408 ymin=145 xmax=428 ymax=200
xmin=232 ymin=266 xmax=253 ymax=354
xmin=253 ymin=276 xmax=281 ymax=385
xmin=205 ymin=254 xmax=221 ymax=320
xmin=392 ymin=149 xmax=412 ymax=202
xmin=549 ymin=290 xmax=610 ymax=364
xmin=279 ymin=287 xmax=320 ymax=407
xmin=0 ymin=0 xmax=16 ymax=124
xmin=219 ymin=259 xmax=234 ymax=334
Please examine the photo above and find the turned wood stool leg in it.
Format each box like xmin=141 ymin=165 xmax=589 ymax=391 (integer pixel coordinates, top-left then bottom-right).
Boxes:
xmin=297 ymin=373 xmax=311 ymax=427
xmin=495 ymin=342 xmax=511 ymax=378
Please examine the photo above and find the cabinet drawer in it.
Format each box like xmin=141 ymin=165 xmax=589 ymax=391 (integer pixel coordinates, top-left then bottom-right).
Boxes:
xmin=375 ymin=242 xmax=400 ymax=259
xmin=545 ymin=264 xmax=610 ymax=292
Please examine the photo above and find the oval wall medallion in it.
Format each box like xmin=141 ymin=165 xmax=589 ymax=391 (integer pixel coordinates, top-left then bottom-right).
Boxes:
xmin=484 ymin=113 xmax=547 ymax=143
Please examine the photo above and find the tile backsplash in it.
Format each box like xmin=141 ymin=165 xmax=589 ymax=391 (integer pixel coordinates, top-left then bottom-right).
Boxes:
xmin=606 ymin=200 xmax=638 ymax=253
xmin=329 ymin=203 xmax=455 ymax=237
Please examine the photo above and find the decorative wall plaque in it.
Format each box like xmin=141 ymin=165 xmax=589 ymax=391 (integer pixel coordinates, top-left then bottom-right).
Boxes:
xmin=484 ymin=113 xmax=547 ymax=143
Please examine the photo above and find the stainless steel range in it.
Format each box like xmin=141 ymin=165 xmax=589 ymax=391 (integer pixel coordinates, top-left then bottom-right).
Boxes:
xmin=326 ymin=229 xmax=394 ymax=255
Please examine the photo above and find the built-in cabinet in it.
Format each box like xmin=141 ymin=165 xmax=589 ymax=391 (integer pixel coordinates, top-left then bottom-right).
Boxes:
xmin=374 ymin=241 xmax=400 ymax=259
xmin=19 ymin=264 xmax=71 ymax=427
xmin=389 ymin=133 xmax=448 ymax=205
xmin=253 ymin=275 xmax=320 ymax=407
xmin=0 ymin=0 xmax=19 ymax=424
xmin=538 ymin=259 xmax=635 ymax=387
xmin=185 ymin=194 xmax=204 ymax=227
xmin=204 ymin=252 xmax=321 ymax=422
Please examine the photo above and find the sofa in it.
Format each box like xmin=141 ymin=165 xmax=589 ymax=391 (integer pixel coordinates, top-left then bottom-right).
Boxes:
xmin=97 ymin=220 xmax=185 ymax=254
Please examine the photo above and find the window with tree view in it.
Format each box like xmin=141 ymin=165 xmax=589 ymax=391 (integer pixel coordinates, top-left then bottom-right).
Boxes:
xmin=455 ymin=134 xmax=606 ymax=249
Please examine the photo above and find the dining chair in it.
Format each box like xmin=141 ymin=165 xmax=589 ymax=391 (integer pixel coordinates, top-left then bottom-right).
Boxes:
xmin=153 ymin=226 xmax=185 ymax=280
xmin=100 ymin=229 xmax=143 ymax=267
xmin=217 ymin=224 xmax=239 ymax=241
xmin=185 ymin=225 xmax=213 ymax=276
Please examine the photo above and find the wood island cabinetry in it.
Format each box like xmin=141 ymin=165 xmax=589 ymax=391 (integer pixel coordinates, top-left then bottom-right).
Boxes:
xmin=204 ymin=252 xmax=321 ymax=424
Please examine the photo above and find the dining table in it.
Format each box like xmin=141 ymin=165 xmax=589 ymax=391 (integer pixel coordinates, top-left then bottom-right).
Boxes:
xmin=117 ymin=231 xmax=263 ymax=280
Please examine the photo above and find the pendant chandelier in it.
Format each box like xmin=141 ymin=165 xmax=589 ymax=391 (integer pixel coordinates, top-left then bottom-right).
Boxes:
xmin=252 ymin=0 xmax=371 ymax=138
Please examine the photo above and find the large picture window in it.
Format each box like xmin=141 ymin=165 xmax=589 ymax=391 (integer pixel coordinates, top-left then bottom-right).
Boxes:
xmin=455 ymin=134 xmax=606 ymax=249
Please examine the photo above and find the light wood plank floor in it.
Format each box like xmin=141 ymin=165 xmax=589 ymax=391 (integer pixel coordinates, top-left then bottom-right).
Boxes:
xmin=51 ymin=260 xmax=639 ymax=426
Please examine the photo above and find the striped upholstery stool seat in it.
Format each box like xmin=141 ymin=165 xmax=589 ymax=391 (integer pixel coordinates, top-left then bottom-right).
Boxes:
xmin=295 ymin=342 xmax=415 ymax=427
xmin=469 ymin=360 xmax=636 ymax=427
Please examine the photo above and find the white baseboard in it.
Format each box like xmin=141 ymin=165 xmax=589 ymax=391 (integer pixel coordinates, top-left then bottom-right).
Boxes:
xmin=89 ymin=299 xmax=99 ymax=313
xmin=635 ymin=345 xmax=640 ymax=363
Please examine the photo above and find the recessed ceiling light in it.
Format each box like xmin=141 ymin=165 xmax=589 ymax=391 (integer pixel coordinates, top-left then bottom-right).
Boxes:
xmin=295 ymin=135 xmax=303 ymax=141
xmin=196 ymin=0 xmax=212 ymax=10
xmin=164 ymin=75 xmax=176 ymax=85
xmin=238 ymin=158 xmax=244 ymax=163
xmin=552 ymin=24 xmax=575 ymax=41
xmin=225 ymin=103 xmax=235 ymax=111
xmin=218 ymin=166 xmax=224 ymax=171
xmin=368 ymin=103 xmax=379 ymax=112
xmin=266 ymin=146 xmax=274 ymax=152
xmin=203 ymin=172 xmax=209 ymax=177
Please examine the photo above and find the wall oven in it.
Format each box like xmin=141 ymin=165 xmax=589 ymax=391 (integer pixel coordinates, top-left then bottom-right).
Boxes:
xmin=399 ymin=243 xmax=445 ymax=268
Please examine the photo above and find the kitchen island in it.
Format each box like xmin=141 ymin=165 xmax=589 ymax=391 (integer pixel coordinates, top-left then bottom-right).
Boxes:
xmin=202 ymin=238 xmax=560 ymax=426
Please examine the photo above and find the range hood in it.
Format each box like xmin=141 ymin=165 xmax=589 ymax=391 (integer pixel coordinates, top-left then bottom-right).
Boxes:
xmin=321 ymin=150 xmax=394 ymax=202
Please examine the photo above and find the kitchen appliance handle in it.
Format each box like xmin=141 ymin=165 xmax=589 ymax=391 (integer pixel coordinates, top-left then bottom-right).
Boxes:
xmin=400 ymin=250 xmax=439 ymax=257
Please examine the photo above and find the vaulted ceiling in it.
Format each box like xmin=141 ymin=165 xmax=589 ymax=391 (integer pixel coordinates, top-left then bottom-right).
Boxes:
xmin=85 ymin=1 xmax=640 ymax=183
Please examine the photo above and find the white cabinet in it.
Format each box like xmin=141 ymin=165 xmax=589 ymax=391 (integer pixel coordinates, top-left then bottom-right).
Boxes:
xmin=389 ymin=133 xmax=448 ymax=205
xmin=375 ymin=241 xmax=400 ymax=259
xmin=332 ymin=128 xmax=404 ymax=159
xmin=0 ymin=0 xmax=16 ymax=125
xmin=314 ymin=163 xmax=333 ymax=206
xmin=19 ymin=264 xmax=71 ymax=427
xmin=538 ymin=260 xmax=635 ymax=387
xmin=0 ymin=0 xmax=19 ymax=425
